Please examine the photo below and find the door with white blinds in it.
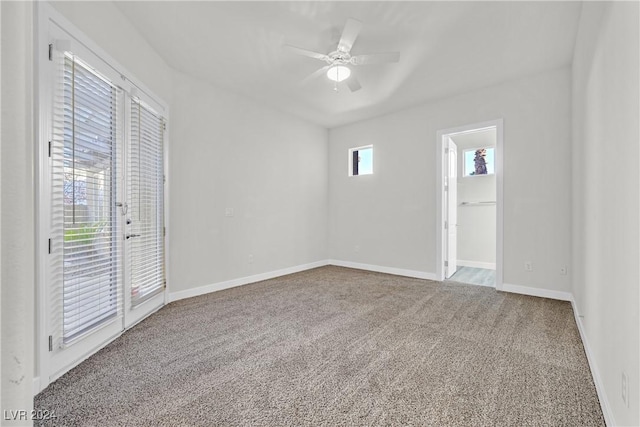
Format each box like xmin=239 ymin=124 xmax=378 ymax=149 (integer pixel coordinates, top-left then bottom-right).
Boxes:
xmin=124 ymin=99 xmax=166 ymax=327
xmin=48 ymin=52 xmax=125 ymax=375
xmin=45 ymin=38 xmax=166 ymax=379
xmin=61 ymin=56 xmax=122 ymax=340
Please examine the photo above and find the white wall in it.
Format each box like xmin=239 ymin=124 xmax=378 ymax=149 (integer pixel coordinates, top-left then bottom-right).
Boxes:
xmin=169 ymin=70 xmax=328 ymax=294
xmin=329 ymin=67 xmax=572 ymax=292
xmin=0 ymin=0 xmax=3 ymax=411
xmin=49 ymin=1 xmax=172 ymax=103
xmin=453 ymin=130 xmax=496 ymax=267
xmin=571 ymin=2 xmax=640 ymax=425
xmin=0 ymin=0 xmax=3 ymax=412
xmin=1 ymin=1 xmax=35 ymax=423
xmin=457 ymin=175 xmax=496 ymax=266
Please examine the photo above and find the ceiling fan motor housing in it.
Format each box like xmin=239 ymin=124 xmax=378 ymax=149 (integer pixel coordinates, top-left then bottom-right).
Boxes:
xmin=326 ymin=50 xmax=357 ymax=66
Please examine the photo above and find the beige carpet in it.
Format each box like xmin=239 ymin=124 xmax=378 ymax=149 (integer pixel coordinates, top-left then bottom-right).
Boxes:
xmin=35 ymin=266 xmax=604 ymax=426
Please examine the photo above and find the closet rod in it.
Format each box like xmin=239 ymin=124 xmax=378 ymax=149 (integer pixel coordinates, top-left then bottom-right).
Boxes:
xmin=460 ymin=201 xmax=496 ymax=206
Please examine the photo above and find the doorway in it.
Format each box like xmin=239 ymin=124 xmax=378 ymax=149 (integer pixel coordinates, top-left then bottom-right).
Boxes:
xmin=436 ymin=120 xmax=503 ymax=290
xmin=37 ymin=16 xmax=169 ymax=390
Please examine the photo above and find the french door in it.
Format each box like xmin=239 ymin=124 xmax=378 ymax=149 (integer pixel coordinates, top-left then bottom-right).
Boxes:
xmin=42 ymin=28 xmax=167 ymax=383
xmin=123 ymin=98 xmax=166 ymax=328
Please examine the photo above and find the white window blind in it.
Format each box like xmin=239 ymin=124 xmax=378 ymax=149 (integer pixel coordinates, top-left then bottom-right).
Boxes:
xmin=129 ymin=100 xmax=165 ymax=305
xmin=51 ymin=54 xmax=123 ymax=344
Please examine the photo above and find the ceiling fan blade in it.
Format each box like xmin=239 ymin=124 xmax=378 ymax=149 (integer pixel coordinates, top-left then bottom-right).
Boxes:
xmin=301 ymin=65 xmax=331 ymax=85
xmin=346 ymin=75 xmax=362 ymax=92
xmin=284 ymin=45 xmax=329 ymax=61
xmin=337 ymin=18 xmax=363 ymax=53
xmin=352 ymin=52 xmax=400 ymax=65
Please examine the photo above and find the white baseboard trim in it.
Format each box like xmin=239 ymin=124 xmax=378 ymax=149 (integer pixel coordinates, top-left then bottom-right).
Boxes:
xmin=457 ymin=260 xmax=496 ymax=270
xmin=328 ymin=259 xmax=438 ymax=281
xmin=570 ymin=298 xmax=615 ymax=427
xmin=168 ymin=260 xmax=329 ymax=303
xmin=501 ymin=282 xmax=572 ymax=301
xmin=168 ymin=259 xmax=438 ymax=304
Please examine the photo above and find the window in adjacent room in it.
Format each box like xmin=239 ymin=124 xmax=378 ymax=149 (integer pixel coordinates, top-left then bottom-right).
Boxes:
xmin=349 ymin=145 xmax=373 ymax=176
xmin=463 ymin=147 xmax=495 ymax=177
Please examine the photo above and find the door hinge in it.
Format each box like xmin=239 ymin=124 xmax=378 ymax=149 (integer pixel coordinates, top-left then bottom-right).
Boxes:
xmin=444 ymin=221 xmax=448 ymax=230
xmin=163 ymin=227 xmax=166 ymax=237
xmin=445 ymin=147 xmax=449 ymax=154
xmin=48 ymin=238 xmax=52 ymax=254
xmin=444 ymin=261 xmax=449 ymax=267
xmin=48 ymin=335 xmax=53 ymax=352
xmin=163 ymin=174 xmax=166 ymax=184
xmin=48 ymin=141 xmax=52 ymax=158
xmin=48 ymin=43 xmax=53 ymax=61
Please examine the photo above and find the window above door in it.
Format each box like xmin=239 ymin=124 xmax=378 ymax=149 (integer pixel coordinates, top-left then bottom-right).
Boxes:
xmin=463 ymin=147 xmax=495 ymax=177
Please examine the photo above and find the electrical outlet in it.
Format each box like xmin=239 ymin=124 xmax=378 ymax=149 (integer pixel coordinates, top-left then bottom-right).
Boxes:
xmin=248 ymin=254 xmax=254 ymax=264
xmin=224 ymin=208 xmax=234 ymax=217
xmin=354 ymin=245 xmax=360 ymax=253
xmin=622 ymin=371 xmax=629 ymax=407
xmin=560 ymin=266 xmax=567 ymax=275
xmin=524 ymin=261 xmax=533 ymax=272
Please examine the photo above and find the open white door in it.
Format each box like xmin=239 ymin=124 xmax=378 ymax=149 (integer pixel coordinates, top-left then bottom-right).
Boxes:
xmin=445 ymin=137 xmax=458 ymax=278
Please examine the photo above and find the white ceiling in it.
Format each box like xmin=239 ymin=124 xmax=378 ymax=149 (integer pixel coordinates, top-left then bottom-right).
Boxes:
xmin=114 ymin=1 xmax=582 ymax=128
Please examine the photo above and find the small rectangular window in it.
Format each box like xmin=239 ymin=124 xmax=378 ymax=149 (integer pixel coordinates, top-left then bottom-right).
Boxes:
xmin=349 ymin=145 xmax=373 ymax=176
xmin=463 ymin=147 xmax=495 ymax=177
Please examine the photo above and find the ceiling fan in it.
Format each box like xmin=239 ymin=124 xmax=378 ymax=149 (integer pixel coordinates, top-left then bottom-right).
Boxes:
xmin=285 ymin=18 xmax=400 ymax=92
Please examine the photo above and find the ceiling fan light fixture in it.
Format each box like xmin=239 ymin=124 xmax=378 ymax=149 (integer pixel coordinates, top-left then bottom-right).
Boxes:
xmin=326 ymin=65 xmax=351 ymax=82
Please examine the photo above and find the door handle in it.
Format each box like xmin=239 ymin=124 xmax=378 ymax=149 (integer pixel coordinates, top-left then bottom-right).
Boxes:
xmin=126 ymin=234 xmax=141 ymax=239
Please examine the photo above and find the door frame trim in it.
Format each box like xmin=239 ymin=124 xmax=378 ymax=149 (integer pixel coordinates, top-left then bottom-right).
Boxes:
xmin=444 ymin=136 xmax=458 ymax=279
xmin=435 ymin=119 xmax=504 ymax=290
